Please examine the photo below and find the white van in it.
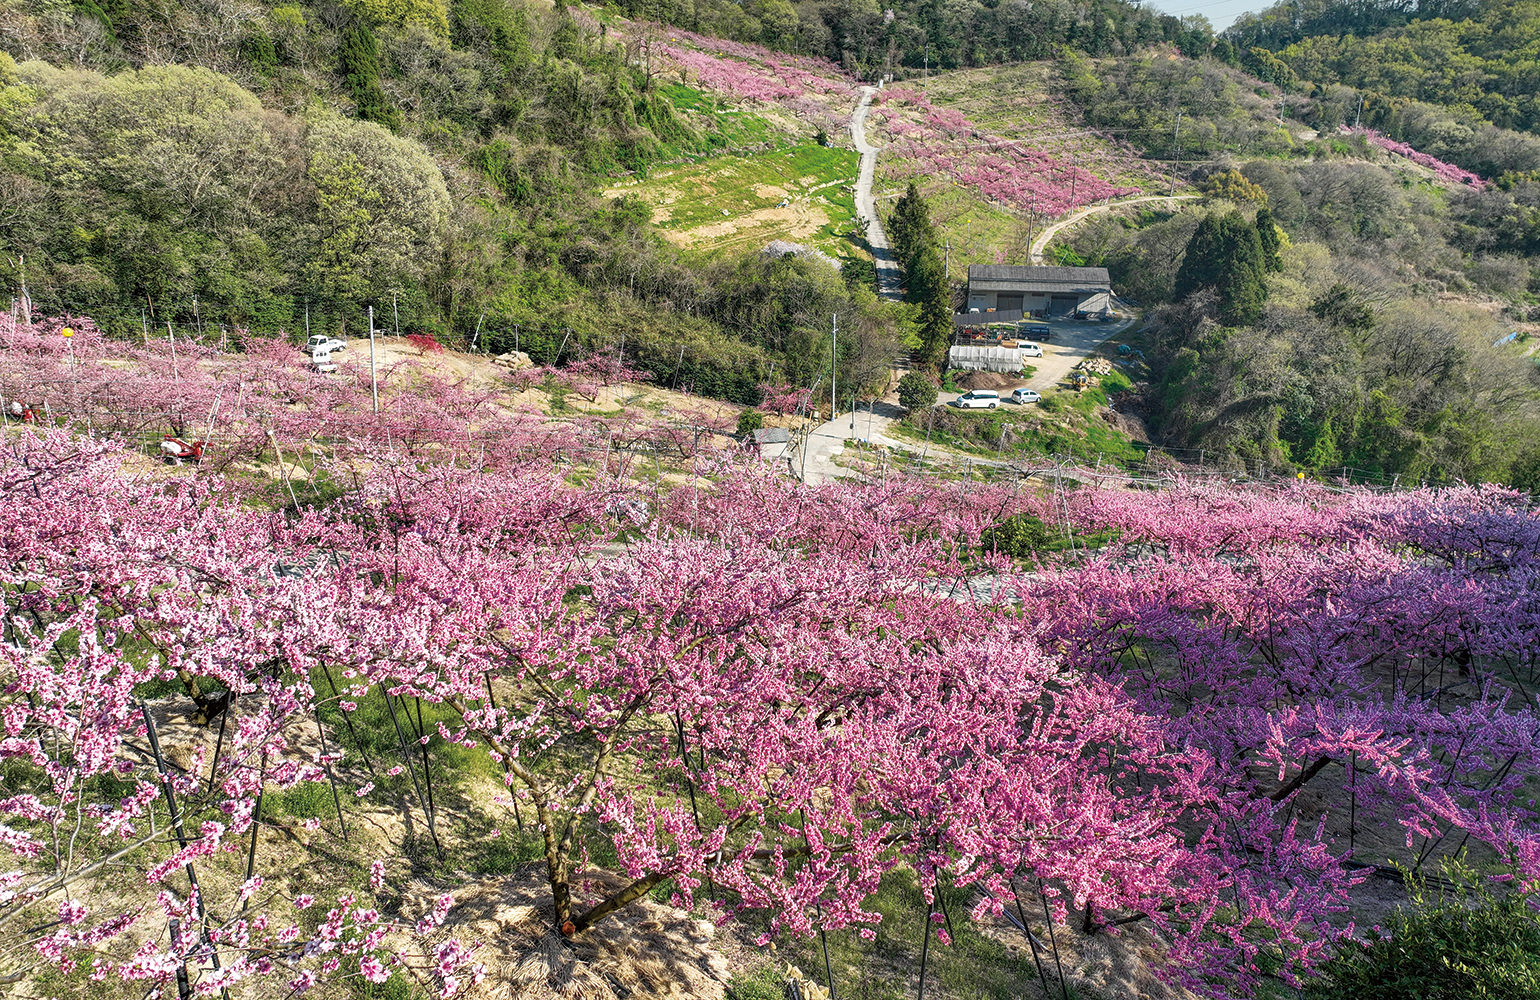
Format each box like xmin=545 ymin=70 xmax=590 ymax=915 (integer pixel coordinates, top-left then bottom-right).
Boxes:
xmin=1020 ymin=342 xmax=1044 ymax=358
xmin=950 ymin=390 xmax=1000 ymax=410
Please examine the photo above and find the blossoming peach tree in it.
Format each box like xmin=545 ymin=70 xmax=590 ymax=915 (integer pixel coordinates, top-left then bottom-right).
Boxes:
xmin=2 ymin=340 xmax=1538 ymax=998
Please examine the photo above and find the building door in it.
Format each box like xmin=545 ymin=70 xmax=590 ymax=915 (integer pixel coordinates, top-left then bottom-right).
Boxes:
xmin=997 ymin=294 xmax=1023 ymax=314
xmin=1049 ymin=295 xmax=1079 ymax=316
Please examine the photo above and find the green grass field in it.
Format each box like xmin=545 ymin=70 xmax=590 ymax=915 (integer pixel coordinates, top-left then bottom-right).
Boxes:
xmin=874 ymin=175 xmax=1035 ymax=271
xmin=606 ymin=142 xmax=863 ymax=260
xmin=656 ymin=82 xmax=787 ymax=152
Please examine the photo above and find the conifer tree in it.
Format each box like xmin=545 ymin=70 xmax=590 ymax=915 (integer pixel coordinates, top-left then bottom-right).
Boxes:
xmin=909 ymin=244 xmax=952 ymax=367
xmin=1174 ymin=211 xmax=1267 ymax=326
xmin=339 ymin=22 xmax=401 ymax=131
xmin=1255 ymin=207 xmax=1283 ymax=273
xmin=1173 ymin=215 xmax=1224 ymax=301
xmin=888 ymin=182 xmax=934 ymax=275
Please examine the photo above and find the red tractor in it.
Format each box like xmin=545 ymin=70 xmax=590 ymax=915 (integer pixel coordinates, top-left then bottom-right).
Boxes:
xmin=160 ymin=435 xmax=206 ymax=465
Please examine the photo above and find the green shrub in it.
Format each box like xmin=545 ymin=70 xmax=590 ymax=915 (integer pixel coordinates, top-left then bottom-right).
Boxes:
xmin=736 ymin=408 xmax=764 ymax=435
xmin=240 ymin=28 xmax=278 ymax=76
xmin=1307 ymin=859 xmax=1540 ymax=1000
xmin=981 ymin=513 xmax=1051 ymax=560
xmin=897 ymin=370 xmax=938 ymax=410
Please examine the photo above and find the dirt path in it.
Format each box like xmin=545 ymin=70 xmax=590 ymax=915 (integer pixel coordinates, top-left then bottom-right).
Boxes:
xmin=1029 ymin=194 xmax=1199 ymax=263
xmin=851 ymin=86 xmax=901 ymax=300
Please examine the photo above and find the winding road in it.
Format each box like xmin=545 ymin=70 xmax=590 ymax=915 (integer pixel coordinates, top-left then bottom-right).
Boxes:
xmin=1029 ymin=194 xmax=1199 ymax=263
xmin=779 ymin=96 xmax=1169 ymax=484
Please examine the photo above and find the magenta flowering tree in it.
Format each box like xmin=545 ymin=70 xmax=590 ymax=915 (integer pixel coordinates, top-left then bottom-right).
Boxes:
xmin=5 ymin=308 xmax=1540 ymax=999
xmin=872 ymin=90 xmax=1141 ymax=219
xmin=1346 ymin=127 xmax=1486 ymax=187
xmin=1017 ymin=479 xmax=1540 ymax=992
xmin=652 ymin=31 xmax=854 ymax=132
xmin=756 ymin=381 xmax=809 ymax=417
xmin=0 ymin=433 xmax=484 ymax=996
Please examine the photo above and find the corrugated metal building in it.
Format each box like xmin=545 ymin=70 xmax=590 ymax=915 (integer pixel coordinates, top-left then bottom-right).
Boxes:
xmin=964 ymin=265 xmax=1112 ymax=318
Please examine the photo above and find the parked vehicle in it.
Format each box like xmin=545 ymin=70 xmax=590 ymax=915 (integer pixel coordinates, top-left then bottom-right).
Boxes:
xmin=310 ymin=349 xmax=338 ymax=373
xmin=951 ymin=390 xmax=1000 ymax=409
xmin=1020 ymin=342 xmax=1044 ymax=358
xmin=1010 ymin=388 xmax=1041 ymax=404
xmin=306 ymin=334 xmax=347 ymax=355
xmin=1018 ymin=320 xmax=1051 ymax=341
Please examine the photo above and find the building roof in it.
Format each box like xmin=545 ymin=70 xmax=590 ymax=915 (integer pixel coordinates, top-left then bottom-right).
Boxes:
xmin=966 ymin=264 xmax=1110 ymax=293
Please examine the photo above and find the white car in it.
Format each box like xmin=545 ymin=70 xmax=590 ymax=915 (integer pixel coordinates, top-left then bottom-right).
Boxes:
xmin=1019 ymin=342 xmax=1044 ymax=358
xmin=306 ymin=334 xmax=347 ymax=355
xmin=1010 ymin=388 xmax=1041 ymax=405
xmin=951 ymin=390 xmax=1000 ymax=409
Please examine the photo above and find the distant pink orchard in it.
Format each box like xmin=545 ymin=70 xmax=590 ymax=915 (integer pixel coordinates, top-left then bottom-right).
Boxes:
xmin=1346 ymin=127 xmax=1486 ymax=187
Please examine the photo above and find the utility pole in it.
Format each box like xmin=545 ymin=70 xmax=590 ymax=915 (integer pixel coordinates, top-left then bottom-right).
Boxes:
xmin=944 ymin=239 xmax=950 ymax=283
xmin=368 ymin=305 xmax=379 ymax=414
xmin=1354 ymin=96 xmax=1364 ymax=129
xmin=393 ymin=291 xmax=400 ymax=337
xmin=830 ymin=312 xmax=837 ymax=423
xmin=1169 ymin=111 xmax=1182 ymax=197
xmin=923 ymin=41 xmax=928 ymax=89
xmin=17 ymin=254 xmax=28 ymax=324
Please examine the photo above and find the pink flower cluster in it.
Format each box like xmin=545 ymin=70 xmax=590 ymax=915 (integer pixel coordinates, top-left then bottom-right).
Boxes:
xmin=656 ymin=26 xmax=849 ymax=81
xmin=4 ymin=315 xmax=1540 ymax=997
xmin=655 ymin=33 xmax=854 ymax=131
xmin=1347 ymin=127 xmax=1486 ymax=187
xmin=756 ymin=381 xmax=809 ymax=417
xmin=874 ymin=90 xmax=1140 ymax=217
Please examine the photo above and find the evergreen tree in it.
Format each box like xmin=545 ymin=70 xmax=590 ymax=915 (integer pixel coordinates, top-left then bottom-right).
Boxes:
xmin=1173 ymin=214 xmax=1224 ymax=300
xmin=338 ymin=22 xmax=401 ymax=131
xmin=1255 ymin=207 xmax=1283 ymax=272
xmin=1174 ymin=211 xmax=1267 ymax=326
xmin=909 ymin=245 xmax=952 ymax=367
xmin=1217 ymin=214 xmax=1267 ymax=325
xmin=551 ymin=0 xmax=580 ymax=61
xmin=888 ymin=182 xmax=935 ymax=275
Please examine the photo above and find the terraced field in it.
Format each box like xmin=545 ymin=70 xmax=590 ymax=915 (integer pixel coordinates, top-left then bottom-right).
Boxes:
xmin=605 ymin=143 xmax=862 ymax=259
xmin=870 ymin=64 xmax=1172 ymax=266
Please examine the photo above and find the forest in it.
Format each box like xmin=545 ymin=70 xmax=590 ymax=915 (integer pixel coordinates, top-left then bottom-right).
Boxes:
xmin=1230 ymin=0 xmax=1540 ymax=135
xmin=1039 ymin=32 xmax=1540 ymax=488
xmin=0 ymin=0 xmax=919 ymax=408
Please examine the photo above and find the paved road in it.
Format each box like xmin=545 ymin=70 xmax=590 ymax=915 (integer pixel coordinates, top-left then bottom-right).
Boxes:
xmin=943 ymin=316 xmax=1136 ymax=398
xmin=851 ymin=86 xmax=901 ymax=300
xmin=790 ymin=317 xmax=1137 ymax=484
xmin=1029 ymin=195 xmax=1199 ymax=263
